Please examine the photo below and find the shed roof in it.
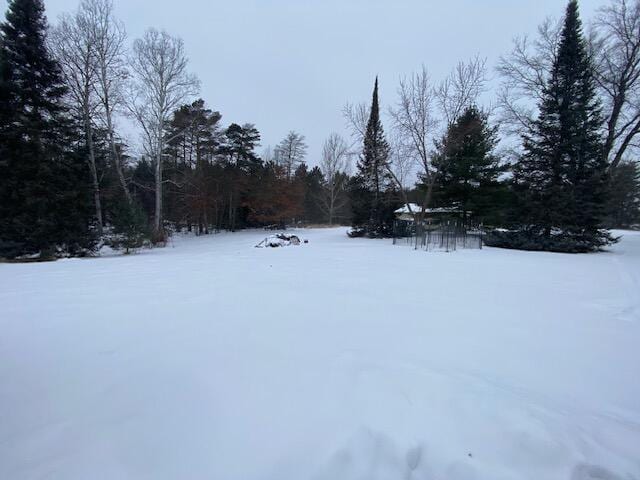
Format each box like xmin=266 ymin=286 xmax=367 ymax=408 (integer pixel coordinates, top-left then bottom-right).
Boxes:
xmin=394 ymin=204 xmax=462 ymax=215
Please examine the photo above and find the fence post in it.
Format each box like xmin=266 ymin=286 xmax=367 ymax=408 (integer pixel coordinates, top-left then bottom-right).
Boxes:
xmin=392 ymin=220 xmax=396 ymax=245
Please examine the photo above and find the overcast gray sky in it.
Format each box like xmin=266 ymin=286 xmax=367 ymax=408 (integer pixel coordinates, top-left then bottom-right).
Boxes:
xmin=6 ymin=0 xmax=604 ymax=163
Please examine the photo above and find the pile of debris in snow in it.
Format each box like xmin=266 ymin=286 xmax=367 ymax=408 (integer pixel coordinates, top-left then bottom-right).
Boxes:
xmin=255 ymin=233 xmax=307 ymax=248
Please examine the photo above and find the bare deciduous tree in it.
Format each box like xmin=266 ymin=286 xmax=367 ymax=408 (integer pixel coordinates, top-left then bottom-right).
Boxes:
xmin=85 ymin=0 xmax=131 ymax=203
xmin=343 ymin=61 xmax=487 ymax=224
xmin=389 ymin=66 xmax=438 ymax=220
xmin=342 ymin=102 xmax=370 ymax=143
xmin=592 ymin=0 xmax=640 ymax=168
xmin=344 ymin=97 xmax=420 ymax=218
xmin=319 ymin=133 xmax=349 ymax=225
xmin=496 ymin=18 xmax=562 ymax=136
xmin=261 ymin=145 xmax=275 ymax=164
xmin=497 ymin=2 xmax=640 ymax=167
xmin=436 ymin=55 xmax=488 ymax=126
xmin=275 ymin=131 xmax=307 ymax=179
xmin=388 ymin=133 xmax=415 ymax=191
xmin=51 ymin=5 xmax=103 ymax=233
xmin=129 ymin=28 xmax=199 ymax=238
xmin=342 ymin=100 xmax=374 ymax=177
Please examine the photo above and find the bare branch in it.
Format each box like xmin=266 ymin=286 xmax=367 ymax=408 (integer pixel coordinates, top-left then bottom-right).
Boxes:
xmin=592 ymin=0 xmax=640 ymax=167
xmin=436 ymin=55 xmax=488 ymax=126
xmin=495 ymin=17 xmax=562 ymax=136
xmin=128 ymin=28 xmax=199 ymax=234
xmin=319 ymin=133 xmax=350 ymax=225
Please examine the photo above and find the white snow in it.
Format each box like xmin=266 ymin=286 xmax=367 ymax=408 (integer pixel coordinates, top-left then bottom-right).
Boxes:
xmin=255 ymin=233 xmax=303 ymax=248
xmin=1 ymin=228 xmax=639 ymax=480
xmin=394 ymin=203 xmax=461 ymax=214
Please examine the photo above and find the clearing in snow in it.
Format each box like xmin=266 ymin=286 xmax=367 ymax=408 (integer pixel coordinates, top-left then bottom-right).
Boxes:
xmin=1 ymin=228 xmax=639 ymax=480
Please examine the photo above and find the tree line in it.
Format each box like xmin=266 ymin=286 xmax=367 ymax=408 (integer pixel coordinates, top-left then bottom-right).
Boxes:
xmin=0 ymin=0 xmax=353 ymax=258
xmin=0 ymin=0 xmax=639 ymax=258
xmin=345 ymin=0 xmax=640 ymax=252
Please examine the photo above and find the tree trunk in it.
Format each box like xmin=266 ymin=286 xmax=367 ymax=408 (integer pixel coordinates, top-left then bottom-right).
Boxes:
xmin=104 ymin=92 xmax=132 ymax=204
xmin=83 ymin=113 xmax=103 ymax=235
xmin=228 ymin=191 xmax=234 ymax=231
xmin=110 ymin=132 xmax=132 ymax=204
xmin=154 ymin=146 xmax=163 ymax=238
xmin=328 ymin=188 xmax=335 ymax=226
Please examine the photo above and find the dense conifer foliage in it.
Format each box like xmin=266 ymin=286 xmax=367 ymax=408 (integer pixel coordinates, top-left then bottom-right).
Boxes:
xmin=0 ymin=0 xmax=94 ymax=258
xmin=431 ymin=106 xmax=507 ymax=226
xmin=349 ymin=78 xmax=397 ymax=237
xmin=486 ymin=1 xmax=617 ymax=252
xmin=0 ymin=0 xmax=638 ymax=259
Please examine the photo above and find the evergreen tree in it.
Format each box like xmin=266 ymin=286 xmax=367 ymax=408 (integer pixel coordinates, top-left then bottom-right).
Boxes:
xmin=432 ymin=106 xmax=507 ymax=225
xmin=221 ymin=123 xmax=261 ymax=168
xmin=497 ymin=0 xmax=614 ymax=252
xmin=604 ymin=161 xmax=640 ymax=228
xmin=0 ymin=0 xmax=94 ymax=258
xmin=164 ymin=99 xmax=222 ymax=231
xmin=347 ymin=174 xmax=371 ymax=233
xmin=303 ymin=166 xmax=326 ymax=224
xmin=291 ymin=162 xmax=309 ymax=224
xmin=129 ymin=157 xmax=155 ymax=218
xmin=109 ymin=199 xmax=150 ymax=254
xmin=220 ymin=123 xmax=261 ymax=231
xmin=275 ymin=131 xmax=307 ymax=180
xmin=245 ymin=161 xmax=302 ymax=228
xmin=350 ymin=77 xmax=395 ymax=236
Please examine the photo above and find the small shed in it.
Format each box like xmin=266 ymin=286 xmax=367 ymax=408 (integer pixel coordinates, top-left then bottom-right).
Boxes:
xmin=394 ymin=204 xmax=463 ymax=223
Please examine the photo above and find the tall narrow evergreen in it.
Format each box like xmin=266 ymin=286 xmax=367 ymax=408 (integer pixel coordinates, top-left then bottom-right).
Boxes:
xmin=350 ymin=77 xmax=394 ymax=236
xmin=0 ymin=0 xmax=93 ymax=258
xmin=509 ymin=0 xmax=613 ymax=252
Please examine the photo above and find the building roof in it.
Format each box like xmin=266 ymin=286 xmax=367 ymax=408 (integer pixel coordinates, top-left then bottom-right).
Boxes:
xmin=394 ymin=204 xmax=462 ymax=215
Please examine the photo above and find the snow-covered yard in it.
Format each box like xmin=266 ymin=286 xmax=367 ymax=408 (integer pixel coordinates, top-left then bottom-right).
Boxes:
xmin=1 ymin=228 xmax=639 ymax=480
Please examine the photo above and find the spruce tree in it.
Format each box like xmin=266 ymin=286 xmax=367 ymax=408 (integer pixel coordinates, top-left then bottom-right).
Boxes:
xmin=0 ymin=0 xmax=94 ymax=258
xmin=110 ymin=200 xmax=150 ymax=254
xmin=351 ymin=77 xmax=394 ymax=236
xmin=432 ymin=106 xmax=506 ymax=225
xmin=604 ymin=161 xmax=640 ymax=228
xmin=508 ymin=0 xmax=613 ymax=252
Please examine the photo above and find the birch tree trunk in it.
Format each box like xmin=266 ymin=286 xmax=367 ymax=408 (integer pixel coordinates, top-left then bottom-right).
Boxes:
xmin=83 ymin=112 xmax=103 ymax=233
xmin=86 ymin=0 xmax=132 ymax=203
xmin=129 ymin=28 xmax=199 ymax=241
xmin=51 ymin=6 xmax=105 ymax=234
xmin=154 ymin=117 xmax=165 ymax=234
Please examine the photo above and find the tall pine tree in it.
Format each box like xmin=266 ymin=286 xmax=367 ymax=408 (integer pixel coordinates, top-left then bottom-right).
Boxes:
xmin=503 ymin=0 xmax=613 ymax=252
xmin=0 ymin=0 xmax=94 ymax=258
xmin=350 ymin=77 xmax=395 ymax=237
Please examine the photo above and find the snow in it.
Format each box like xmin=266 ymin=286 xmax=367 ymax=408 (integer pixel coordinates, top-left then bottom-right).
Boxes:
xmin=255 ymin=233 xmax=303 ymax=248
xmin=1 ymin=228 xmax=639 ymax=480
xmin=394 ymin=203 xmax=461 ymax=214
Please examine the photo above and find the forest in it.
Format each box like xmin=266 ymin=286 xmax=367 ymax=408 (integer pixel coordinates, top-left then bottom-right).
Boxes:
xmin=0 ymin=0 xmax=639 ymax=258
xmin=2 ymin=2 xmax=640 ymax=478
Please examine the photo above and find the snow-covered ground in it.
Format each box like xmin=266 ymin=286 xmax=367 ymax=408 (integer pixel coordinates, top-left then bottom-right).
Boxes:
xmin=1 ymin=228 xmax=639 ymax=480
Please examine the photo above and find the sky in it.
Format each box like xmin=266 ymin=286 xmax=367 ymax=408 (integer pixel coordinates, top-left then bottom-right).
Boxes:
xmin=4 ymin=0 xmax=605 ymax=164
